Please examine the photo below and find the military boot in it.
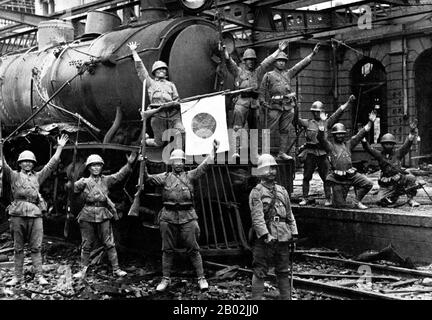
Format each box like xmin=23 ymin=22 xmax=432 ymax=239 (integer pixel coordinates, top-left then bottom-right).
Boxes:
xmin=277 ymin=134 xmax=293 ymax=160
xmin=198 ymin=277 xmax=209 ymax=291
xmin=156 ymin=277 xmax=171 ymax=292
xmin=408 ymin=198 xmax=420 ymax=207
xmin=6 ymin=253 xmax=24 ymax=286
xmin=31 ymin=252 xmax=48 ymax=285
xmin=277 ymin=275 xmax=291 ymax=300
xmin=251 ymin=274 xmax=265 ymax=300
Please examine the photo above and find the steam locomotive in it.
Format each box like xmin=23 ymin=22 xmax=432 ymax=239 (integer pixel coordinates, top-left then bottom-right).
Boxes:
xmin=0 ymin=0 xmax=294 ymax=255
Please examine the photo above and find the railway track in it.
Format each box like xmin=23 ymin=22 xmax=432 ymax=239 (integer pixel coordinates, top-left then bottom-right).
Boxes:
xmin=205 ymin=251 xmax=432 ymax=300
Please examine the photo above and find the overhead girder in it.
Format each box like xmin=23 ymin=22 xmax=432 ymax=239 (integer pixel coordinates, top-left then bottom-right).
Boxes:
xmin=0 ymin=9 xmax=50 ymax=27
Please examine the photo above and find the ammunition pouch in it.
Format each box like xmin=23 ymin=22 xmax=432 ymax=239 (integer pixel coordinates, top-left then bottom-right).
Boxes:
xmin=240 ymin=91 xmax=259 ymax=99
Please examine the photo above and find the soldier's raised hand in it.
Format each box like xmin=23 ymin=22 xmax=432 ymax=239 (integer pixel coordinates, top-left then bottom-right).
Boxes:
xmin=127 ymin=152 xmax=138 ymax=165
xmin=369 ymin=110 xmax=377 ymax=122
xmin=57 ymin=134 xmax=69 ymax=147
xmin=127 ymin=42 xmax=139 ymax=51
xmin=410 ymin=118 xmax=419 ymax=135
xmin=348 ymin=95 xmax=356 ymax=103
xmin=313 ymin=42 xmax=321 ymax=55
xmin=279 ymin=40 xmax=289 ymax=52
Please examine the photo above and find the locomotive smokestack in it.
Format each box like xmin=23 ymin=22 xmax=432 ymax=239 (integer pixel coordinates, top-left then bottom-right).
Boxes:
xmin=139 ymin=0 xmax=169 ymax=22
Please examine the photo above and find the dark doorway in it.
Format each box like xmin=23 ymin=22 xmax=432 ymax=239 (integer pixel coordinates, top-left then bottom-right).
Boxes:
xmin=351 ymin=58 xmax=387 ymax=142
xmin=414 ymin=49 xmax=432 ymax=161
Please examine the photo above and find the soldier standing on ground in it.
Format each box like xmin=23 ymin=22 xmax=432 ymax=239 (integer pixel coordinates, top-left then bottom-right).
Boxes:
xmin=128 ymin=41 xmax=183 ymax=147
xmin=145 ymin=140 xmax=219 ymax=292
xmin=249 ymin=154 xmax=298 ymax=300
xmin=297 ymin=95 xmax=355 ymax=206
xmin=73 ymin=152 xmax=137 ymax=279
xmin=2 ymin=134 xmax=69 ymax=286
xmin=224 ymin=40 xmax=289 ymax=157
xmin=361 ymin=120 xmax=420 ymax=207
xmin=259 ymin=43 xmax=320 ymax=160
xmin=317 ymin=110 xmax=377 ymax=209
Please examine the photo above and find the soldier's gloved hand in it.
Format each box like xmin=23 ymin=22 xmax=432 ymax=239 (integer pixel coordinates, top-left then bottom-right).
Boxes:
xmin=361 ymin=137 xmax=367 ymax=143
xmin=348 ymin=95 xmax=356 ymax=103
xmin=369 ymin=110 xmax=377 ymax=122
xmin=127 ymin=42 xmax=138 ymax=51
xmin=410 ymin=119 xmax=418 ymax=135
xmin=264 ymin=234 xmax=276 ymax=244
xmin=319 ymin=111 xmax=328 ymax=122
xmin=313 ymin=42 xmax=321 ymax=55
xmin=279 ymin=40 xmax=289 ymax=52
xmin=57 ymin=134 xmax=69 ymax=147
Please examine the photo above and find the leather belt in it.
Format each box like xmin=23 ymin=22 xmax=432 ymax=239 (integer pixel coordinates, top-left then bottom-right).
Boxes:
xmin=16 ymin=198 xmax=38 ymax=204
xmin=267 ymin=216 xmax=287 ymax=223
xmin=163 ymin=202 xmax=193 ymax=210
xmin=86 ymin=201 xmax=107 ymax=207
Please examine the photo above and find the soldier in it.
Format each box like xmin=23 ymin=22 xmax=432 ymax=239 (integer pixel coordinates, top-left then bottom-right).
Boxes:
xmin=73 ymin=152 xmax=137 ymax=279
xmin=361 ymin=121 xmax=420 ymax=207
xmin=259 ymin=43 xmax=320 ymax=160
xmin=297 ymin=95 xmax=355 ymax=206
xmin=317 ymin=111 xmax=377 ymax=209
xmin=224 ymin=40 xmax=289 ymax=157
xmin=128 ymin=41 xmax=183 ymax=147
xmin=2 ymin=134 xmax=69 ymax=286
xmin=249 ymin=154 xmax=298 ymax=300
xmin=145 ymin=140 xmax=219 ymax=292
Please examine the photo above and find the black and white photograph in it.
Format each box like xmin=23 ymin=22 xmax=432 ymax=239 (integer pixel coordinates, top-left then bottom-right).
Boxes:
xmin=0 ymin=0 xmax=432 ymax=314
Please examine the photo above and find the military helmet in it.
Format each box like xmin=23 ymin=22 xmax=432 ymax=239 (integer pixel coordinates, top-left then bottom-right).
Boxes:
xmin=85 ymin=154 xmax=104 ymax=167
xmin=169 ymin=149 xmax=186 ymax=161
xmin=18 ymin=150 xmax=36 ymax=163
xmin=275 ymin=52 xmax=288 ymax=61
xmin=257 ymin=154 xmax=277 ymax=170
xmin=310 ymin=101 xmax=324 ymax=112
xmin=331 ymin=123 xmax=347 ymax=134
xmin=242 ymin=48 xmax=257 ymax=60
xmin=380 ymin=133 xmax=396 ymax=144
xmin=151 ymin=60 xmax=168 ymax=74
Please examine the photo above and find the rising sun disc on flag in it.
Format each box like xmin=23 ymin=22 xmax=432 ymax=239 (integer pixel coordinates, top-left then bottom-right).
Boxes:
xmin=191 ymin=112 xmax=217 ymax=139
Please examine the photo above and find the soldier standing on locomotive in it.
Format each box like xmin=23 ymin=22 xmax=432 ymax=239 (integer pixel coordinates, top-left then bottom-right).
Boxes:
xmin=259 ymin=43 xmax=321 ymax=161
xmin=2 ymin=134 xmax=69 ymax=286
xmin=72 ymin=152 xmax=137 ymax=279
xmin=297 ymin=95 xmax=355 ymax=206
xmin=317 ymin=110 xmax=377 ymax=209
xmin=128 ymin=42 xmax=183 ymax=148
xmin=224 ymin=40 xmax=289 ymax=158
xmin=249 ymin=154 xmax=298 ymax=300
xmin=144 ymin=140 xmax=220 ymax=292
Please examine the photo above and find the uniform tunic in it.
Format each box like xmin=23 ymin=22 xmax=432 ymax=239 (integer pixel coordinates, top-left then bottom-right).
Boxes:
xmin=362 ymin=137 xmax=417 ymax=201
xmin=134 ymin=60 xmax=184 ymax=145
xmin=259 ymin=54 xmax=313 ymax=132
xmin=249 ymin=182 xmax=298 ymax=277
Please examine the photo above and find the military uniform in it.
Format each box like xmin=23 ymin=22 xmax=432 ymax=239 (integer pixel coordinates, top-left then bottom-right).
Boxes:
xmin=298 ymin=106 xmax=346 ymax=201
xmin=362 ymin=137 xmax=417 ymax=204
xmin=249 ymin=181 xmax=298 ymax=299
xmin=134 ymin=59 xmax=183 ymax=146
xmin=3 ymin=155 xmax=59 ymax=281
xmin=226 ymin=55 xmax=275 ymax=130
xmin=146 ymin=158 xmax=210 ymax=279
xmin=74 ymin=163 xmax=131 ymax=270
xmin=318 ymin=127 xmax=373 ymax=207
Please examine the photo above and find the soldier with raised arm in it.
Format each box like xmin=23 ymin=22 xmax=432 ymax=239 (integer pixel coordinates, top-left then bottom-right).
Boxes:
xmin=297 ymin=95 xmax=355 ymax=206
xmin=260 ymin=43 xmax=320 ymax=160
xmin=225 ymin=40 xmax=289 ymax=157
xmin=317 ymin=111 xmax=376 ymax=209
xmin=361 ymin=120 xmax=420 ymax=207
xmin=128 ymin=41 xmax=183 ymax=147
xmin=145 ymin=140 xmax=220 ymax=292
xmin=73 ymin=152 xmax=137 ymax=279
xmin=3 ymin=134 xmax=69 ymax=286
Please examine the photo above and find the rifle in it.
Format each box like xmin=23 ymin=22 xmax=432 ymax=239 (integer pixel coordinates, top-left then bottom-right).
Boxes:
xmin=289 ymin=239 xmax=295 ymax=300
xmin=64 ymin=118 xmax=80 ymax=238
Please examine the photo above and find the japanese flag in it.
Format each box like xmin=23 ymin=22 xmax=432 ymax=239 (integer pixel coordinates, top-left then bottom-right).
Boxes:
xmin=180 ymin=94 xmax=230 ymax=155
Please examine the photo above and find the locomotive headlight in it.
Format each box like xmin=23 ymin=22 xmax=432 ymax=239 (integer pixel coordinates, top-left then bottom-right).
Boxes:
xmin=180 ymin=0 xmax=214 ymax=13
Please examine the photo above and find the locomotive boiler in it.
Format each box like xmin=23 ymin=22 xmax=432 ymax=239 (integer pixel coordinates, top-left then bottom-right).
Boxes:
xmin=0 ymin=0 xmax=294 ymax=256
